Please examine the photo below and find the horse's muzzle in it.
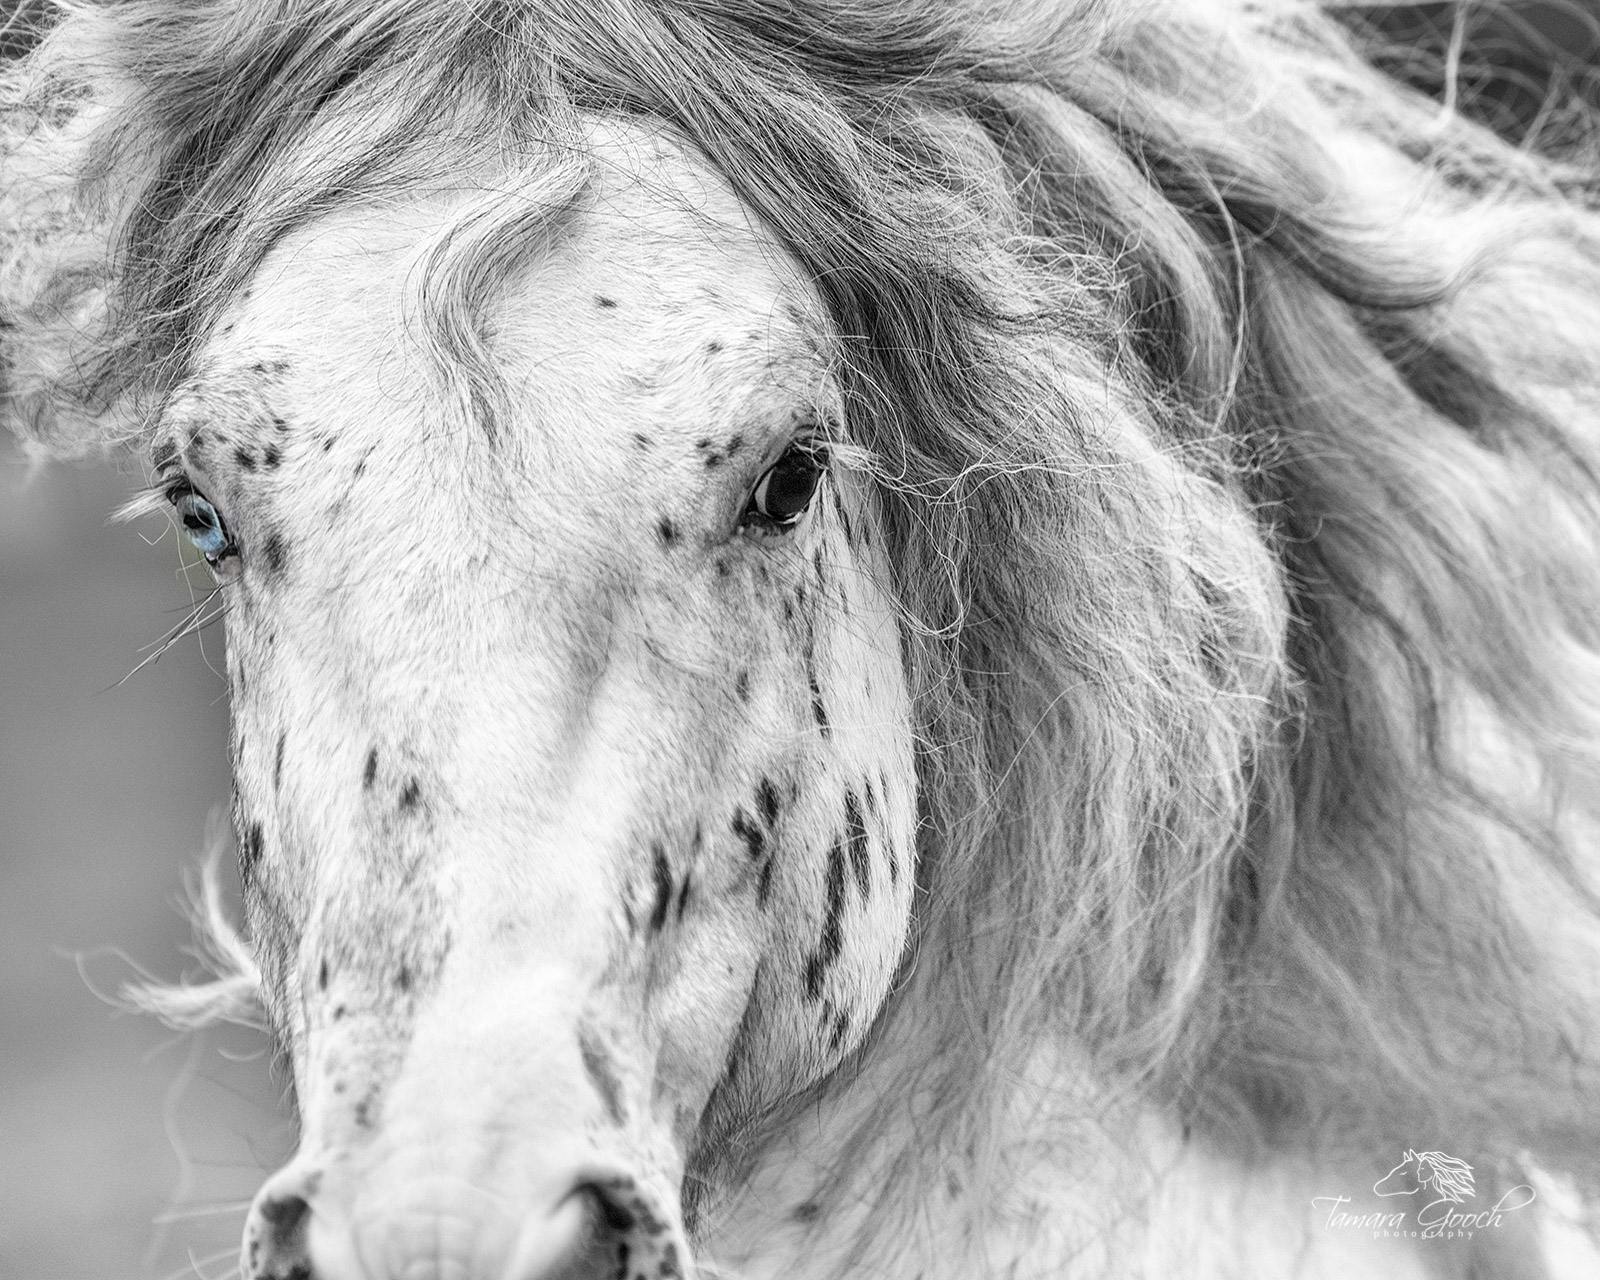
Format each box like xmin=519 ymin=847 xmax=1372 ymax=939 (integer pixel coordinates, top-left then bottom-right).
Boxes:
xmin=242 ymin=1163 xmax=669 ymax=1280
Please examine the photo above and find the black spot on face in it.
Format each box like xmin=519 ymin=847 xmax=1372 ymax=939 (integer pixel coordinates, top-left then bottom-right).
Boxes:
xmin=234 ymin=446 xmax=257 ymax=471
xmin=792 ymin=1201 xmax=820 ymax=1224
xmin=844 ymin=791 xmax=871 ymax=901
xmin=804 ymin=843 xmax=847 ymax=1000
xmin=676 ymin=871 xmax=692 ymax=921
xmin=362 ymin=747 xmax=378 ymax=789
xmin=595 ymin=296 xmax=617 ymax=309
xmin=657 ymin=516 xmax=678 ymax=548
xmin=649 ymin=845 xmax=672 ymax=932
xmin=398 ymin=778 xmax=421 ymax=811
xmin=828 ymin=1007 xmax=850 ymax=1054
xmin=152 ymin=442 xmax=178 ymax=471
xmin=725 ymin=434 xmax=743 ymax=454
xmin=271 ymin=416 xmax=289 ymax=434
xmin=808 ymin=665 xmax=829 ymax=736
xmin=757 ymin=777 xmax=781 ymax=828
xmin=396 ymin=964 xmax=412 ymax=993
xmin=757 ymin=858 xmax=774 ymax=909
xmin=262 ymin=532 xmax=288 ymax=578
xmin=703 ymin=452 xmax=723 ymax=469
xmin=631 ymin=432 xmax=652 ymax=451
xmin=262 ymin=443 xmax=282 ymax=469
xmin=321 ymin=437 xmax=335 ymax=453
xmin=580 ymin=1030 xmax=627 ymax=1126
xmin=317 ymin=959 xmax=329 ymax=991
xmin=273 ymin=730 xmax=286 ymax=792
xmin=240 ymin=821 xmax=264 ymax=884
xmin=695 ymin=438 xmax=712 ymax=451
xmin=731 ymin=809 xmax=764 ymax=862
xmin=735 ymin=670 xmax=750 ymax=702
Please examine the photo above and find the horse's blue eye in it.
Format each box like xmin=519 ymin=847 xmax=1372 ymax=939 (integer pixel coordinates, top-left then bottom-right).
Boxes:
xmin=173 ymin=490 xmax=232 ymax=560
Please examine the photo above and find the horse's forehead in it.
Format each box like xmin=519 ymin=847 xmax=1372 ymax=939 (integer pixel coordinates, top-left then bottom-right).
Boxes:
xmin=189 ymin=126 xmax=831 ymax=477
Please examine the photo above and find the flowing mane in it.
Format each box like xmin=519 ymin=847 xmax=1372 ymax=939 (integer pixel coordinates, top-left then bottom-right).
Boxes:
xmin=5 ymin=0 xmax=1600 ymax=1271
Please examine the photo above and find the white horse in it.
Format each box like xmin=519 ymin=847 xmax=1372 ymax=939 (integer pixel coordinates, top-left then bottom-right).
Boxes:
xmin=5 ymin=2 xmax=1600 ymax=1278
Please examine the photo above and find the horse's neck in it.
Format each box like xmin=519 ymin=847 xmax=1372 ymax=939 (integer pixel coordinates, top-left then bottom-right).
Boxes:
xmin=701 ymin=999 xmax=1442 ymax=1280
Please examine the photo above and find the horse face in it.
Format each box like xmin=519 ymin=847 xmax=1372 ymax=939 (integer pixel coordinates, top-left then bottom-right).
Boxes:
xmin=155 ymin=127 xmax=917 ymax=1279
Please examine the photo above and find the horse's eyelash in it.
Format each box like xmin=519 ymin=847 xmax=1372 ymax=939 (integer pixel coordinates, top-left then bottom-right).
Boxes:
xmin=112 ymin=473 xmax=195 ymax=524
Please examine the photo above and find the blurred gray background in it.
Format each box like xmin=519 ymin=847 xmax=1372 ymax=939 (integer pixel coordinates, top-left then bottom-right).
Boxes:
xmin=1 ymin=457 xmax=293 ymax=1280
xmin=2 ymin=3 xmax=1598 ymax=1280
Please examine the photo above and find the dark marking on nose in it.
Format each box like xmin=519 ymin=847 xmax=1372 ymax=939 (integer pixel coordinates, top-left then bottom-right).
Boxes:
xmin=273 ymin=730 xmax=286 ymax=792
xmin=792 ymin=1200 xmax=820 ymax=1224
xmin=240 ymin=821 xmax=264 ymax=884
xmin=705 ymin=340 xmax=722 ymax=354
xmin=261 ymin=531 xmax=288 ymax=578
xmin=317 ymin=959 xmax=328 ymax=991
xmin=353 ymin=452 xmax=368 ymax=479
xmin=262 ymin=443 xmax=282 ymax=469
xmin=704 ymin=451 xmax=724 ymax=468
xmin=632 ymin=432 xmax=652 ymax=451
xmin=676 ymin=871 xmax=693 ymax=921
xmin=757 ymin=777 xmax=781 ymax=828
xmin=234 ymin=446 xmax=257 ymax=471
xmin=362 ymin=747 xmax=378 ymax=789
xmin=152 ymin=441 xmax=178 ymax=470
xmin=623 ymin=900 xmax=637 ymax=934
xmin=695 ymin=437 xmax=712 ymax=451
xmin=396 ymin=964 xmax=412 ymax=993
xmin=735 ymin=670 xmax=750 ymax=702
xmin=757 ymin=858 xmax=774 ymax=909
xmin=595 ymin=295 xmax=617 ymax=309
xmin=844 ymin=791 xmax=871 ymax=901
xmin=795 ymin=583 xmax=807 ymax=611
xmin=715 ymin=557 xmax=730 ymax=578
xmin=657 ymin=516 xmax=678 ymax=548
xmin=726 ymin=434 xmax=743 ymax=454
xmin=579 ymin=1029 xmax=627 ymax=1126
xmin=812 ymin=547 xmax=825 ymax=579
xmin=333 ymin=1004 xmax=347 ymax=1021
xmin=649 ymin=845 xmax=673 ymax=932
xmin=353 ymin=1090 xmax=375 ymax=1129
xmin=321 ymin=436 xmax=335 ymax=453
xmin=271 ymin=415 xmax=289 ymax=433
xmin=731 ymin=809 xmax=764 ymax=862
xmin=804 ymin=843 xmax=847 ymax=1000
xmin=398 ymin=778 xmax=421 ymax=812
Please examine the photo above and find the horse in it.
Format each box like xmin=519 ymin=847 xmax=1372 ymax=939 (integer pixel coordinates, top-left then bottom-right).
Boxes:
xmin=5 ymin=1 xmax=1600 ymax=1277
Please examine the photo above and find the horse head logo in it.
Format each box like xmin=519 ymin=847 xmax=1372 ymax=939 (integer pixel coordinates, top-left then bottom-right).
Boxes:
xmin=1374 ymin=1149 xmax=1476 ymax=1204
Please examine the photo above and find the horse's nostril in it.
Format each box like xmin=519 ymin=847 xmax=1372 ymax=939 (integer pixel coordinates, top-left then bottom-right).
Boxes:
xmin=243 ymin=1185 xmax=315 ymax=1280
xmin=259 ymin=1191 xmax=310 ymax=1232
xmin=583 ymin=1183 xmax=637 ymax=1235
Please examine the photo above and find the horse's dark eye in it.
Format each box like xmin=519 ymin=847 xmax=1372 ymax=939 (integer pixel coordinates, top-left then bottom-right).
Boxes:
xmin=746 ymin=445 xmax=826 ymax=531
xmin=170 ymin=486 xmax=236 ymax=568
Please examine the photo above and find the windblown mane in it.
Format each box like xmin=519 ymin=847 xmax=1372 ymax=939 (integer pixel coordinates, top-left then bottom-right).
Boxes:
xmin=6 ymin=0 xmax=1600 ymax=1254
